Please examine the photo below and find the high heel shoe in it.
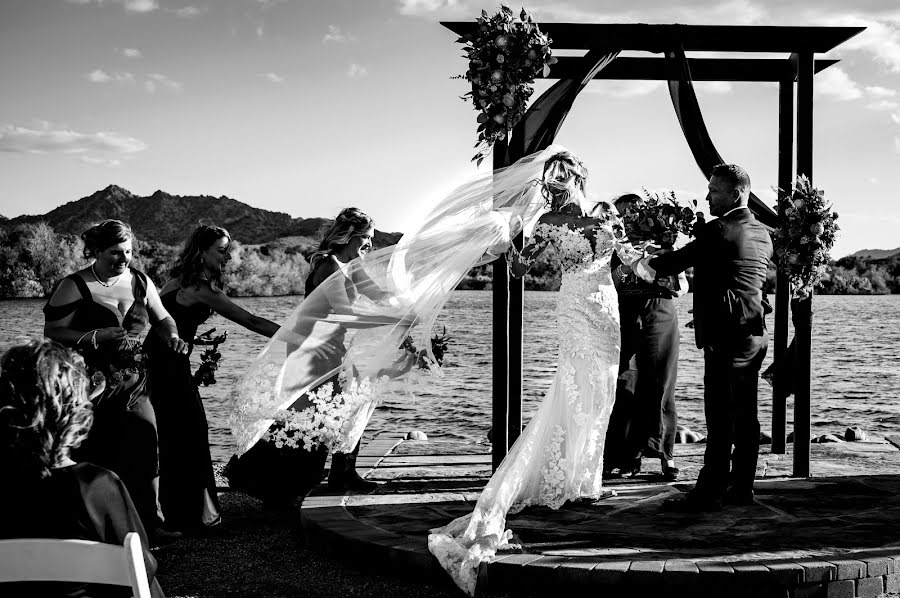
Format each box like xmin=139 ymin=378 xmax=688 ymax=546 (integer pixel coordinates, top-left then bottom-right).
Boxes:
xmin=660 ymin=460 xmax=680 ymax=482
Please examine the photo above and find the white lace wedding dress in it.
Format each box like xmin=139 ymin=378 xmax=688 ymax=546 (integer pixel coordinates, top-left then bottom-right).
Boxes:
xmin=428 ymin=220 xmax=641 ymax=596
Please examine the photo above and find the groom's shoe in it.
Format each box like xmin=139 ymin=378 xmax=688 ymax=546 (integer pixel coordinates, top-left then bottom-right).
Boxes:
xmin=723 ymin=487 xmax=755 ymax=506
xmin=662 ymin=490 xmax=722 ymax=513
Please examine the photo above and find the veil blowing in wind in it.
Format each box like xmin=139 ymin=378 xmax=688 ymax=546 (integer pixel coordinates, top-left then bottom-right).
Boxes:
xmin=228 ymin=146 xmax=563 ymax=457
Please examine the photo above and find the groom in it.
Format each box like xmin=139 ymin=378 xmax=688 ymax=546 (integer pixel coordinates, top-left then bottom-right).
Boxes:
xmin=637 ymin=164 xmax=772 ymax=511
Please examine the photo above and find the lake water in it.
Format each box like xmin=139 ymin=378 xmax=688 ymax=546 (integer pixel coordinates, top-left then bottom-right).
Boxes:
xmin=2 ymin=292 xmax=898 ymax=466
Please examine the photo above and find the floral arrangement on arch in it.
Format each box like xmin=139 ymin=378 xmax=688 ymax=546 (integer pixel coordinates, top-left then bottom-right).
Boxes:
xmin=621 ymin=189 xmax=701 ymax=249
xmin=773 ymin=175 xmax=839 ymax=299
xmin=454 ymin=5 xmax=555 ymax=165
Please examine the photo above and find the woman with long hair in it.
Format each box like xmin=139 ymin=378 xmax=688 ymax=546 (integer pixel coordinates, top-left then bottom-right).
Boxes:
xmin=0 ymin=339 xmax=165 ymax=598
xmin=43 ymin=219 xmax=187 ymax=542
xmin=226 ymin=207 xmax=416 ymax=502
xmin=145 ymin=224 xmax=280 ymax=532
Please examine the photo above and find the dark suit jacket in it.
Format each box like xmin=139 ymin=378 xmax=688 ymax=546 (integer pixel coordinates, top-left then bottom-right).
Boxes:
xmin=648 ymin=207 xmax=773 ymax=349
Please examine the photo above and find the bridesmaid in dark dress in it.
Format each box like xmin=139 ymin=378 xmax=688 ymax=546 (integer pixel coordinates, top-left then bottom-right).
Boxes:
xmin=225 ymin=208 xmax=411 ymax=502
xmin=0 ymin=339 xmax=165 ymax=598
xmin=42 ymin=220 xmax=188 ymax=543
xmin=145 ymin=224 xmax=280 ymax=531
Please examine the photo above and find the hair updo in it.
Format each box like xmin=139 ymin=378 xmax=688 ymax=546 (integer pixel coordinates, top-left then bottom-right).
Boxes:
xmin=0 ymin=340 xmax=93 ymax=481
xmin=308 ymin=207 xmax=374 ymax=271
xmin=81 ymin=219 xmax=134 ymax=260
xmin=541 ymin=151 xmax=588 ymax=209
xmin=170 ymin=224 xmax=231 ymax=289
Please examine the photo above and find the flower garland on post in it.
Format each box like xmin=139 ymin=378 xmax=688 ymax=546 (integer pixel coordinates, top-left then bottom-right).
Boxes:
xmin=773 ymin=175 xmax=839 ymax=299
xmin=454 ymin=5 xmax=555 ymax=165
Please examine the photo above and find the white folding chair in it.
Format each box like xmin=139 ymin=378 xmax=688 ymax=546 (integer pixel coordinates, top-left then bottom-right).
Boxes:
xmin=0 ymin=532 xmax=151 ymax=598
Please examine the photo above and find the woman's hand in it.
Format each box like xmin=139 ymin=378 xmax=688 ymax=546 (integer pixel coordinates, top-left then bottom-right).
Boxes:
xmin=165 ymin=336 xmax=189 ymax=355
xmin=96 ymin=327 xmax=127 ymax=345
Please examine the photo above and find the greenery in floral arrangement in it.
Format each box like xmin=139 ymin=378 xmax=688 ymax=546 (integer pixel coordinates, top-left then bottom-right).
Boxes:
xmin=453 ymin=5 xmax=555 ymax=165
xmin=621 ymin=189 xmax=701 ymax=249
xmin=773 ymin=175 xmax=839 ymax=299
xmin=401 ymin=327 xmax=451 ymax=369
xmin=193 ymin=328 xmax=226 ymax=387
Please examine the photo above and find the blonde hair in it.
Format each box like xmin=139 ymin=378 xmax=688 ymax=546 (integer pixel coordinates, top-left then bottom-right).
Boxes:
xmin=308 ymin=207 xmax=374 ymax=272
xmin=0 ymin=340 xmax=93 ymax=480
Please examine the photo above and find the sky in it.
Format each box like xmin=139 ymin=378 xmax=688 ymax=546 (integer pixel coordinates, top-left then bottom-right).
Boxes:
xmin=1 ymin=0 xmax=899 ymax=258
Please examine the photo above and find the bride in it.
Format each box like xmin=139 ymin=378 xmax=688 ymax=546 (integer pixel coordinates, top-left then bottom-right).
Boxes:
xmin=228 ymin=146 xmax=642 ymax=595
xmin=427 ymin=150 xmax=644 ymax=595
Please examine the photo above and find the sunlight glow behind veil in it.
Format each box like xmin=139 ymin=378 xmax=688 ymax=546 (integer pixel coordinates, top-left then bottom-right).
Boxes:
xmin=229 ymin=145 xmax=565 ymax=455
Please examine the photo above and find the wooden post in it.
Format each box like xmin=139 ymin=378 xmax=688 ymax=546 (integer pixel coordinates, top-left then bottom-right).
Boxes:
xmin=771 ymin=72 xmax=794 ymax=455
xmin=793 ymin=52 xmax=814 ymax=478
xmin=508 ymin=232 xmax=524 ymax=446
xmin=492 ymin=137 xmax=510 ymax=471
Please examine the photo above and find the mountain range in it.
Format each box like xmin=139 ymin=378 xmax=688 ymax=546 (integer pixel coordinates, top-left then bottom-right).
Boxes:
xmin=850 ymin=247 xmax=900 ymax=260
xmin=0 ymin=184 xmax=402 ymax=249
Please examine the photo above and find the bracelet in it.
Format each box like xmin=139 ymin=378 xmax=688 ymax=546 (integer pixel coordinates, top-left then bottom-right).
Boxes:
xmin=75 ymin=330 xmax=93 ymax=347
xmin=91 ymin=330 xmax=99 ymax=350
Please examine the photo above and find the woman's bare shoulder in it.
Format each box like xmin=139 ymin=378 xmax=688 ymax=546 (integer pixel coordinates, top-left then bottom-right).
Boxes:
xmin=47 ymin=269 xmax=88 ymax=305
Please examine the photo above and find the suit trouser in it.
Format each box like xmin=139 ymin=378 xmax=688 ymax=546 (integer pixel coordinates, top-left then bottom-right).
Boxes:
xmin=696 ymin=332 xmax=768 ymax=497
xmin=628 ymin=298 xmax=680 ymax=462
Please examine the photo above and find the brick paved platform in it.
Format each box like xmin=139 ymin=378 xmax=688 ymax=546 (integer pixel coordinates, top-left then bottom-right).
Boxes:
xmin=301 ymin=434 xmax=900 ymax=597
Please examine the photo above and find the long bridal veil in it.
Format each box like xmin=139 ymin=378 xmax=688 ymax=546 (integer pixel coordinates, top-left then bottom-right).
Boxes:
xmin=229 ymin=145 xmax=564 ymax=456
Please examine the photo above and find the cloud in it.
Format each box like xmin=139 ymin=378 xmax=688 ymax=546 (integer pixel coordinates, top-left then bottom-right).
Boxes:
xmin=144 ymin=73 xmax=182 ymax=93
xmin=260 ymin=72 xmax=285 ymax=84
xmin=65 ymin=0 xmax=158 ymax=12
xmin=865 ymin=85 xmax=897 ymax=99
xmin=895 ymin=136 xmax=900 ymax=153
xmin=817 ymin=14 xmax=900 ymax=73
xmin=0 ymin=123 xmax=147 ymax=155
xmin=868 ymin=100 xmax=899 ymax=111
xmin=323 ymin=25 xmax=355 ymax=44
xmin=347 ymin=63 xmax=368 ymax=78
xmin=118 ymin=47 xmax=142 ymax=58
xmin=694 ymin=81 xmax=734 ymax=94
xmin=85 ymin=69 xmax=135 ymax=84
xmin=256 ymin=0 xmax=285 ymax=8
xmin=892 ymin=112 xmax=900 ymax=126
xmin=814 ymin=67 xmax=863 ymax=101
xmin=81 ymin=155 xmax=123 ymax=167
xmin=586 ymin=80 xmax=664 ymax=98
xmin=174 ymin=6 xmax=206 ymax=18
xmin=257 ymin=25 xmax=265 ymax=38
xmin=396 ymin=0 xmax=464 ymax=16
xmin=123 ymin=0 xmax=157 ymax=12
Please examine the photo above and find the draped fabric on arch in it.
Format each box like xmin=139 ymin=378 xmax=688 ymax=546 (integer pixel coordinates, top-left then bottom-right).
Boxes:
xmin=505 ymin=50 xmax=620 ymax=164
xmin=665 ymin=48 xmax=778 ymax=227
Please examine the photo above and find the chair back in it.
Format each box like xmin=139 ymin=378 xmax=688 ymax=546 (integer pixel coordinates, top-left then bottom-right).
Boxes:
xmin=0 ymin=532 xmax=151 ymax=598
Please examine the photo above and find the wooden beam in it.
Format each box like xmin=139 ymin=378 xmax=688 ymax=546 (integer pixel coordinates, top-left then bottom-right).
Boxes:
xmin=772 ymin=75 xmax=793 ymax=456
xmin=442 ymin=23 xmax=866 ymax=54
xmin=793 ymin=52 xmax=814 ymax=479
xmin=508 ymin=232 xmax=524 ymax=447
xmin=492 ymin=137 xmax=510 ymax=472
xmin=542 ymin=57 xmax=838 ymax=82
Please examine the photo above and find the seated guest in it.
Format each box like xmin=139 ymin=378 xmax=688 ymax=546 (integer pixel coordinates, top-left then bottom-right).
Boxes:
xmin=0 ymin=339 xmax=165 ymax=598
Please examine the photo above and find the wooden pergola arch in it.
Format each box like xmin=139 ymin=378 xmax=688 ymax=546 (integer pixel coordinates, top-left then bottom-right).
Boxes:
xmin=441 ymin=22 xmax=865 ymax=477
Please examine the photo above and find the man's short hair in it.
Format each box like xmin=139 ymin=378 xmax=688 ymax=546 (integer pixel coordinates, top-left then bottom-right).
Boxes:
xmin=710 ymin=164 xmax=751 ymax=191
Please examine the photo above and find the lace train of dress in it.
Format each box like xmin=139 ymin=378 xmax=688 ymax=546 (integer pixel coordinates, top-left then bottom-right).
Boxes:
xmin=428 ymin=221 xmax=637 ymax=596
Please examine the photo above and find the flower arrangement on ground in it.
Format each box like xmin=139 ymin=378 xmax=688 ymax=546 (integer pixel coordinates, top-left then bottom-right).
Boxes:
xmin=454 ymin=5 xmax=555 ymax=165
xmin=773 ymin=175 xmax=839 ymax=299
